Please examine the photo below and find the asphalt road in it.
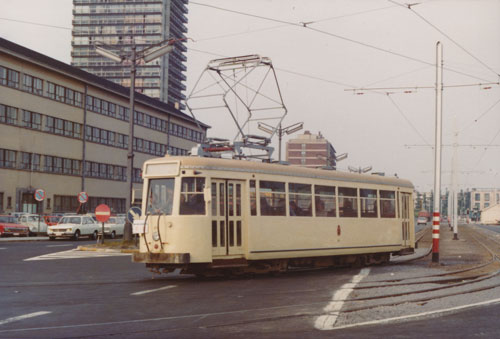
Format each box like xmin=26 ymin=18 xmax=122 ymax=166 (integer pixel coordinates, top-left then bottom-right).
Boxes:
xmin=1 ymin=240 xmax=500 ymax=338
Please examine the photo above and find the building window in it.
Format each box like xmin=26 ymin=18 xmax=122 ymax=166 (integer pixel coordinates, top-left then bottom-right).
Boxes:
xmin=475 ymin=193 xmax=480 ymax=201
xmin=20 ymin=152 xmax=40 ymax=171
xmin=7 ymin=69 xmax=19 ymax=88
xmin=66 ymin=88 xmax=75 ymax=105
xmin=0 ymin=105 xmax=18 ymax=125
xmin=0 ymin=66 xmax=6 ymax=85
xmin=22 ymin=110 xmax=42 ymax=130
xmin=0 ymin=149 xmax=17 ymax=168
xmin=47 ymin=82 xmax=56 ymax=99
xmin=484 ymin=193 xmax=490 ymax=202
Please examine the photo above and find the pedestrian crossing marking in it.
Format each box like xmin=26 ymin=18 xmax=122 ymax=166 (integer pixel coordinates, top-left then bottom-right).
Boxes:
xmin=24 ymin=249 xmax=131 ymax=261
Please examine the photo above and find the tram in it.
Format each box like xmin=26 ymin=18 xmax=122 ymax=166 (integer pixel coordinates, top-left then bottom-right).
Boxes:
xmin=132 ymin=155 xmax=415 ymax=275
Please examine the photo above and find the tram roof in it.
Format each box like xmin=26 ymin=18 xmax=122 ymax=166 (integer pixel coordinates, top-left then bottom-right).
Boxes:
xmin=145 ymin=156 xmax=414 ymax=189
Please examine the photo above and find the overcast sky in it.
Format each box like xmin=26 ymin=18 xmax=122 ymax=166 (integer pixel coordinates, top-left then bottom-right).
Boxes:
xmin=1 ymin=0 xmax=499 ymax=192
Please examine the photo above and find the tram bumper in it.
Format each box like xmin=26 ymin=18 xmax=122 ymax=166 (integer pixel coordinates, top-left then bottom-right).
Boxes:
xmin=133 ymin=252 xmax=190 ymax=264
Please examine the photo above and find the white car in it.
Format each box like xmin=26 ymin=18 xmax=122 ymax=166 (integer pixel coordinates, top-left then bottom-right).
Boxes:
xmin=103 ymin=217 xmax=126 ymax=239
xmin=47 ymin=215 xmax=100 ymax=241
xmin=417 ymin=217 xmax=428 ymax=225
xmin=17 ymin=214 xmax=48 ymax=235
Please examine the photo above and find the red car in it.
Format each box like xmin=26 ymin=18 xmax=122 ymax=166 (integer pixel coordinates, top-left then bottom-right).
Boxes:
xmin=0 ymin=215 xmax=30 ymax=237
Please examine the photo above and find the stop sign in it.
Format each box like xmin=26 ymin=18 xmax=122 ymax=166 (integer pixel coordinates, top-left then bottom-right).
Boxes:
xmin=95 ymin=204 xmax=111 ymax=223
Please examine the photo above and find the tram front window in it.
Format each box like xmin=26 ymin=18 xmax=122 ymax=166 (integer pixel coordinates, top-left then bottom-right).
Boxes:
xmin=147 ymin=178 xmax=175 ymax=215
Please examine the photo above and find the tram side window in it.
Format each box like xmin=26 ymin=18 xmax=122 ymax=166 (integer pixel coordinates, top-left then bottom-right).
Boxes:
xmin=289 ymin=183 xmax=312 ymax=216
xmin=180 ymin=177 xmax=206 ymax=215
xmin=339 ymin=187 xmax=358 ymax=218
xmin=380 ymin=190 xmax=396 ymax=218
xmin=360 ymin=189 xmax=378 ymax=218
xmin=249 ymin=180 xmax=257 ymax=216
xmin=147 ymin=178 xmax=174 ymax=215
xmin=315 ymin=185 xmax=336 ymax=217
xmin=259 ymin=180 xmax=286 ymax=216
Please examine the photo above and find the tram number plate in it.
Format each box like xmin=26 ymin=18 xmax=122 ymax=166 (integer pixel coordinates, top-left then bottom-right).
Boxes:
xmin=133 ymin=220 xmax=146 ymax=234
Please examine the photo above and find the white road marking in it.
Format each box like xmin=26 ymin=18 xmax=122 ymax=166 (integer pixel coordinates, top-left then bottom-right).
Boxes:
xmin=24 ymin=249 xmax=131 ymax=261
xmin=46 ymin=244 xmax=73 ymax=248
xmin=0 ymin=248 xmax=6 ymax=250
xmin=0 ymin=311 xmax=51 ymax=326
xmin=314 ymin=268 xmax=371 ymax=330
xmin=331 ymin=297 xmax=500 ymax=330
xmin=131 ymin=285 xmax=177 ymax=296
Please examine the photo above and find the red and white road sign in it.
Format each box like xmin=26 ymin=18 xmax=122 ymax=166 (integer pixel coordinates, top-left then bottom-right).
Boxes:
xmin=95 ymin=204 xmax=111 ymax=223
xmin=78 ymin=191 xmax=89 ymax=204
xmin=34 ymin=189 xmax=46 ymax=202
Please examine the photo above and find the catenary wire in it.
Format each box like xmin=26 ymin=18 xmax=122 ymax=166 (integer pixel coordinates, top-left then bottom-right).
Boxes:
xmin=191 ymin=1 xmax=496 ymax=83
xmin=389 ymin=0 xmax=500 ymax=78
xmin=0 ymin=17 xmax=71 ymax=30
xmin=386 ymin=94 xmax=431 ymax=145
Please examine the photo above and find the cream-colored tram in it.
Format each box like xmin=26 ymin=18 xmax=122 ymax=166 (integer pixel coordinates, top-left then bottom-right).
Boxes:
xmin=133 ymin=155 xmax=415 ymax=275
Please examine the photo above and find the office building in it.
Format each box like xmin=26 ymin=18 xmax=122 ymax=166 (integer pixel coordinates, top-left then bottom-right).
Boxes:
xmin=0 ymin=37 xmax=206 ymax=214
xmin=286 ymin=131 xmax=337 ymax=169
xmin=71 ymin=0 xmax=188 ymax=106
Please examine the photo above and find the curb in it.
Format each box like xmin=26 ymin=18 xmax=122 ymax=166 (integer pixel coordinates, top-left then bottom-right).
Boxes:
xmin=390 ymin=247 xmax=432 ymax=264
xmin=77 ymin=245 xmax=139 ymax=254
xmin=0 ymin=237 xmax=50 ymax=242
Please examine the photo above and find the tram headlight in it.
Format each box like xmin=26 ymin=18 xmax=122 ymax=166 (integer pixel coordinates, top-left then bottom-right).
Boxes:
xmin=152 ymin=232 xmax=160 ymax=241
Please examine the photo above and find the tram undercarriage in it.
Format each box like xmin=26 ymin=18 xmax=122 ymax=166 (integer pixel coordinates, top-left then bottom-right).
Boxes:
xmin=143 ymin=252 xmax=399 ymax=277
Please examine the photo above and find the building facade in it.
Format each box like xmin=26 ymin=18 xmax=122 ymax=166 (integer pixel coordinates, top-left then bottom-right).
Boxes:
xmin=0 ymin=38 xmax=206 ymax=215
xmin=469 ymin=188 xmax=500 ymax=212
xmin=286 ymin=131 xmax=337 ymax=169
xmin=71 ymin=0 xmax=188 ymax=106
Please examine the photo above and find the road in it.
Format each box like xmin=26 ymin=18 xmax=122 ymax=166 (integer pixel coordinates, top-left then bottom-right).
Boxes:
xmin=0 ymin=238 xmax=499 ymax=338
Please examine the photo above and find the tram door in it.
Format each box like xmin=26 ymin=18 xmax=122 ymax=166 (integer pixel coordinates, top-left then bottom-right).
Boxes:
xmin=211 ymin=180 xmax=244 ymax=256
xmin=401 ymin=193 xmax=411 ymax=246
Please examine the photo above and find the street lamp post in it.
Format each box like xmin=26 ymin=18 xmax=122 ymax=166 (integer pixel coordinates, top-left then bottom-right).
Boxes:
xmin=258 ymin=122 xmax=303 ymax=162
xmin=95 ymin=39 xmax=176 ymax=241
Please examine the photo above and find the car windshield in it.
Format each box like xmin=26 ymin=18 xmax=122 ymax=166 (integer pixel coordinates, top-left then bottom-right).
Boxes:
xmin=59 ymin=217 xmax=81 ymax=225
xmin=28 ymin=216 xmax=39 ymax=222
xmin=0 ymin=216 xmax=16 ymax=223
xmin=107 ymin=217 xmax=116 ymax=224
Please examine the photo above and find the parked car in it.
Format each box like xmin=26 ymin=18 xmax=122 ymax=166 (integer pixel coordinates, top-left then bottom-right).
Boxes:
xmin=0 ymin=215 xmax=29 ymax=237
xmin=417 ymin=216 xmax=428 ymax=225
xmin=103 ymin=217 xmax=126 ymax=239
xmin=17 ymin=214 xmax=48 ymax=235
xmin=47 ymin=215 xmax=100 ymax=241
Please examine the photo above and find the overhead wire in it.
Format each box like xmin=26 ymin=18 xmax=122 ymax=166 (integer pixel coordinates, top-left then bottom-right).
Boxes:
xmin=191 ymin=1 xmax=496 ymax=83
xmin=302 ymin=4 xmax=397 ymax=24
xmin=386 ymin=94 xmax=431 ymax=145
xmin=459 ymin=95 xmax=500 ymax=133
xmin=0 ymin=17 xmax=71 ymax=30
xmin=388 ymin=0 xmax=500 ymax=79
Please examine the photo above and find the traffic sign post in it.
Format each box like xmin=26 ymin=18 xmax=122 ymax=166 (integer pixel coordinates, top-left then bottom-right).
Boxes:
xmin=34 ymin=189 xmax=46 ymax=236
xmin=95 ymin=204 xmax=111 ymax=244
xmin=77 ymin=192 xmax=89 ymax=215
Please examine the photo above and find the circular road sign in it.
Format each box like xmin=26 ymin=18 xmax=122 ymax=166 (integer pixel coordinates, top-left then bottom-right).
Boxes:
xmin=127 ymin=206 xmax=142 ymax=224
xmin=95 ymin=204 xmax=111 ymax=223
xmin=78 ymin=191 xmax=89 ymax=204
xmin=34 ymin=189 xmax=46 ymax=202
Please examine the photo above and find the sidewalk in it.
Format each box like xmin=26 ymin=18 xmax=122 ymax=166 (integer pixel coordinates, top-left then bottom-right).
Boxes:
xmin=414 ymin=223 xmax=494 ymax=269
xmin=0 ymin=236 xmax=49 ymax=242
